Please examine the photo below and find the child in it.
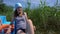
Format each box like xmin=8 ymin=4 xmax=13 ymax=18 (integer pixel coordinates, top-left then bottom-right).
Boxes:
xmin=0 ymin=19 xmax=2 ymax=26
xmin=0 ymin=19 xmax=2 ymax=34
xmin=0 ymin=19 xmax=14 ymax=34
xmin=6 ymin=3 xmax=35 ymax=34
xmin=9 ymin=3 xmax=35 ymax=34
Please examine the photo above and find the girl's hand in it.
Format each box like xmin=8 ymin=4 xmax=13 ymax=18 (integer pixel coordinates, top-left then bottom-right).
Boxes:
xmin=5 ymin=26 xmax=11 ymax=34
xmin=5 ymin=29 xmax=11 ymax=34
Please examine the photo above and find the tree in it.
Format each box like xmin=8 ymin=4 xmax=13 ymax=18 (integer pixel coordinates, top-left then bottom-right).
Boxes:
xmin=0 ymin=0 xmax=3 ymax=4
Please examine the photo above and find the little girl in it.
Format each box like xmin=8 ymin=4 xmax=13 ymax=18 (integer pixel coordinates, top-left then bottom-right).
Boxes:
xmin=7 ymin=3 xmax=35 ymax=34
xmin=0 ymin=19 xmax=2 ymax=34
xmin=0 ymin=19 xmax=2 ymax=26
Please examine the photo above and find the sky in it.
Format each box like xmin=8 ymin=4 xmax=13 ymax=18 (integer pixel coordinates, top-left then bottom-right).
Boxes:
xmin=3 ymin=0 xmax=60 ymax=8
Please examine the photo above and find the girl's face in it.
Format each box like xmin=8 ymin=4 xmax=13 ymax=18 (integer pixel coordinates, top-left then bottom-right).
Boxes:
xmin=17 ymin=7 xmax=23 ymax=14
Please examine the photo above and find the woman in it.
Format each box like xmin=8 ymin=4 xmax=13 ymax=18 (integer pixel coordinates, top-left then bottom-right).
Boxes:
xmin=6 ymin=3 xmax=35 ymax=34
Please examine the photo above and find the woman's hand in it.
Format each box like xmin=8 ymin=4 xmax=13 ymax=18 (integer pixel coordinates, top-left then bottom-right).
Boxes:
xmin=33 ymin=26 xmax=36 ymax=31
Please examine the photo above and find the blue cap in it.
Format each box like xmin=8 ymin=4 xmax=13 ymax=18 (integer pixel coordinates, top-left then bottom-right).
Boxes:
xmin=15 ymin=3 xmax=22 ymax=9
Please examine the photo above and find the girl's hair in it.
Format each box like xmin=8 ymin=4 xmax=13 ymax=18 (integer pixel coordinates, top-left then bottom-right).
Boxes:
xmin=14 ymin=9 xmax=19 ymax=17
xmin=14 ymin=9 xmax=24 ymax=17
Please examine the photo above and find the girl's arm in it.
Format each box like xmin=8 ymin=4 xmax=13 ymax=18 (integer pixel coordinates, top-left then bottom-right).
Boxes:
xmin=0 ymin=24 xmax=10 ymax=30
xmin=5 ymin=26 xmax=11 ymax=34
xmin=6 ymin=17 xmax=14 ymax=34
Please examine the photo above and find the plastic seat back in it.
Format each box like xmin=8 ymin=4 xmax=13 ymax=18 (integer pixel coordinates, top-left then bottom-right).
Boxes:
xmin=0 ymin=16 xmax=6 ymax=24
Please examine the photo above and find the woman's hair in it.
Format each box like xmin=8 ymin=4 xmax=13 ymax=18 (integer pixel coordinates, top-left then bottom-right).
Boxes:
xmin=14 ymin=9 xmax=19 ymax=17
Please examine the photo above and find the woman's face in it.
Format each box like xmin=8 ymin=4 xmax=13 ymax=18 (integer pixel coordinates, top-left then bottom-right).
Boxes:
xmin=17 ymin=7 xmax=23 ymax=14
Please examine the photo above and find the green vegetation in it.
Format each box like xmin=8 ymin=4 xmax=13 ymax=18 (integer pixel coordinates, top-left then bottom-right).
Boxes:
xmin=0 ymin=0 xmax=60 ymax=34
xmin=0 ymin=0 xmax=13 ymax=21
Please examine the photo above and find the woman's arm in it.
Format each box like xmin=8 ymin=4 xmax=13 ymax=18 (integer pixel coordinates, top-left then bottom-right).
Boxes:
xmin=24 ymin=12 xmax=34 ymax=34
